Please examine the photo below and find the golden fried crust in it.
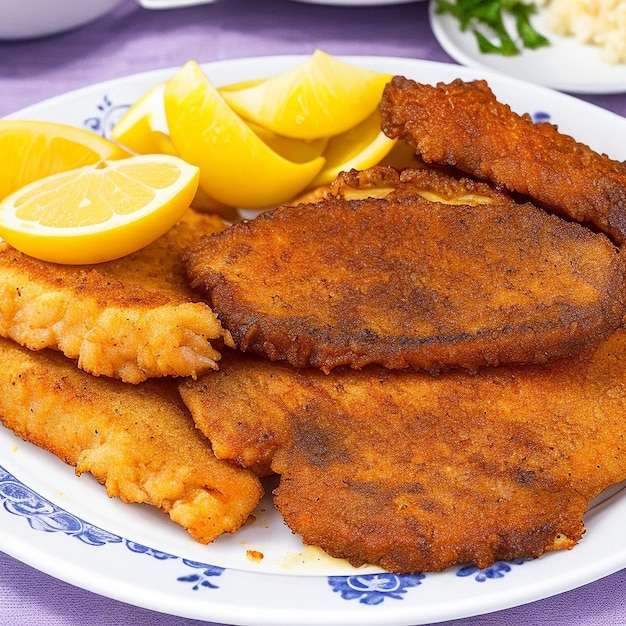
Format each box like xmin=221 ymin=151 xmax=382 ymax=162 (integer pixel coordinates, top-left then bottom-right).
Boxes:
xmin=0 ymin=210 xmax=233 ymax=383
xmin=0 ymin=337 xmax=263 ymax=543
xmin=380 ymin=76 xmax=626 ymax=245
xmin=185 ymin=171 xmax=626 ymax=373
xmin=180 ymin=332 xmax=626 ymax=572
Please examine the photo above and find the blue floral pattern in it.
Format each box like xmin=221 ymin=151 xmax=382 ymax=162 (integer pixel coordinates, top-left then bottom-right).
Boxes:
xmin=0 ymin=466 xmax=122 ymax=546
xmin=0 ymin=458 xmax=534 ymax=602
xmin=0 ymin=464 xmax=223 ymax=588
xmin=532 ymin=111 xmax=551 ymax=123
xmin=457 ymin=559 xmax=529 ymax=582
xmin=177 ymin=560 xmax=225 ymax=590
xmin=84 ymin=94 xmax=130 ymax=139
xmin=328 ymin=573 xmax=425 ymax=605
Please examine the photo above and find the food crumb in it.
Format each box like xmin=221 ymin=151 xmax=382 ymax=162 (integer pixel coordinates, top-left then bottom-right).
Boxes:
xmin=246 ymin=549 xmax=264 ymax=563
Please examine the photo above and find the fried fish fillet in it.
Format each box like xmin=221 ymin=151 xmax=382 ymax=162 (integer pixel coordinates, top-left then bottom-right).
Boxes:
xmin=186 ymin=167 xmax=626 ymax=373
xmin=0 ymin=210 xmax=233 ymax=384
xmin=380 ymin=76 xmax=626 ymax=245
xmin=180 ymin=331 xmax=626 ymax=572
xmin=0 ymin=337 xmax=263 ymax=543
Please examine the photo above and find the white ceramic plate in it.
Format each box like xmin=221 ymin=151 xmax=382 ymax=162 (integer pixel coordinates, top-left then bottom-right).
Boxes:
xmin=429 ymin=0 xmax=626 ymax=94
xmin=3 ymin=55 xmax=626 ymax=626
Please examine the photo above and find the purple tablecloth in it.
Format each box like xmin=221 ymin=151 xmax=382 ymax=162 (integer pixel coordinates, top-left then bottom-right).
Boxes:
xmin=2 ymin=1 xmax=626 ymax=624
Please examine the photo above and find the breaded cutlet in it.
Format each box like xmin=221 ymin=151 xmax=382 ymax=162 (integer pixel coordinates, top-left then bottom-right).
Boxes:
xmin=0 ymin=337 xmax=263 ymax=543
xmin=181 ymin=328 xmax=626 ymax=571
xmin=0 ymin=209 xmax=233 ymax=384
xmin=185 ymin=167 xmax=626 ymax=373
xmin=380 ymin=76 xmax=626 ymax=245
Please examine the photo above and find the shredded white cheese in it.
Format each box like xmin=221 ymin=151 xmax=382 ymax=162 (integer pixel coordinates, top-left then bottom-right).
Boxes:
xmin=542 ymin=0 xmax=626 ymax=64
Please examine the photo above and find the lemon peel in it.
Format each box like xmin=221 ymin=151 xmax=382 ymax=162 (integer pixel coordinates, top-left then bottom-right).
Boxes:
xmin=111 ymin=82 xmax=177 ymax=155
xmin=308 ymin=110 xmax=396 ymax=188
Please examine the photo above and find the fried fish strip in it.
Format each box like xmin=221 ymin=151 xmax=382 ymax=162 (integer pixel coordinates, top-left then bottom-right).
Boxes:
xmin=186 ymin=168 xmax=626 ymax=373
xmin=180 ymin=332 xmax=626 ymax=572
xmin=0 ymin=210 xmax=233 ymax=384
xmin=380 ymin=76 xmax=626 ymax=244
xmin=0 ymin=337 xmax=263 ymax=543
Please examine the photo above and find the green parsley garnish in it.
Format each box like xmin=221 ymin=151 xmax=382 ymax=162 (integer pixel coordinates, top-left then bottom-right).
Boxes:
xmin=436 ymin=0 xmax=550 ymax=56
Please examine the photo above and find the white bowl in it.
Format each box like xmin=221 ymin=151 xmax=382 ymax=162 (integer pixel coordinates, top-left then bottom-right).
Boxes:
xmin=0 ymin=0 xmax=125 ymax=40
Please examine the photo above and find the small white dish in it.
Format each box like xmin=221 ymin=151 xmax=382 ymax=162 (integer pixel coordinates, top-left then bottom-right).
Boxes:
xmin=429 ymin=0 xmax=626 ymax=94
xmin=0 ymin=0 xmax=125 ymax=40
xmin=136 ymin=0 xmax=215 ymax=8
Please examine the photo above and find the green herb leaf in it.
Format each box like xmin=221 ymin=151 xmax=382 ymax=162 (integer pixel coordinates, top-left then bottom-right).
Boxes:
xmin=435 ymin=0 xmax=550 ymax=56
xmin=511 ymin=3 xmax=551 ymax=49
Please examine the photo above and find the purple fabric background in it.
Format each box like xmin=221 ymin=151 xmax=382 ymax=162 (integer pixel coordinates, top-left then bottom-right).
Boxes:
xmin=2 ymin=1 xmax=626 ymax=624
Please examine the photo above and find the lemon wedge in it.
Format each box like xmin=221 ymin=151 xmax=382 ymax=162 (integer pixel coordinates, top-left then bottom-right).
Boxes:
xmin=0 ymin=154 xmax=199 ymax=265
xmin=308 ymin=110 xmax=396 ymax=188
xmin=164 ymin=60 xmax=325 ymax=209
xmin=0 ymin=120 xmax=128 ymax=202
xmin=111 ymin=82 xmax=177 ymax=155
xmin=221 ymin=50 xmax=392 ymax=140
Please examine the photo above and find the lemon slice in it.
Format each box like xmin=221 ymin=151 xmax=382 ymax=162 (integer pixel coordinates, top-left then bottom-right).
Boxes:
xmin=308 ymin=110 xmax=396 ymax=188
xmin=0 ymin=154 xmax=199 ymax=265
xmin=0 ymin=120 xmax=129 ymax=201
xmin=111 ymin=82 xmax=177 ymax=155
xmin=221 ymin=50 xmax=392 ymax=140
xmin=164 ymin=60 xmax=325 ymax=209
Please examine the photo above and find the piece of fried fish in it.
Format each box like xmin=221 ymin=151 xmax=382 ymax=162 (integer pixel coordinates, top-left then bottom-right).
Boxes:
xmin=0 ymin=210 xmax=233 ymax=384
xmin=180 ymin=331 xmax=626 ymax=572
xmin=0 ymin=337 xmax=263 ymax=543
xmin=380 ymin=76 xmax=626 ymax=245
xmin=186 ymin=167 xmax=626 ymax=373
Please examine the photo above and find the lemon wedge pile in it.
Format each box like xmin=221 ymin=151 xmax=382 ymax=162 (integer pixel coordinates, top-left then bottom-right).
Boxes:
xmin=0 ymin=51 xmax=395 ymax=266
xmin=112 ymin=50 xmax=396 ymax=210
xmin=164 ymin=60 xmax=326 ymax=209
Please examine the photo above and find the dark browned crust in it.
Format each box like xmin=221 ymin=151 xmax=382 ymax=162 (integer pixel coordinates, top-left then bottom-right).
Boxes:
xmin=180 ymin=331 xmax=626 ymax=572
xmin=380 ymin=76 xmax=626 ymax=245
xmin=186 ymin=169 xmax=626 ymax=373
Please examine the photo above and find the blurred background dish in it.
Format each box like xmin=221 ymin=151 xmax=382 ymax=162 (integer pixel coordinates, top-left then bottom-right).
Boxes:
xmin=0 ymin=0 xmax=125 ymax=40
xmin=429 ymin=0 xmax=626 ymax=94
xmin=137 ymin=0 xmax=215 ymax=7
